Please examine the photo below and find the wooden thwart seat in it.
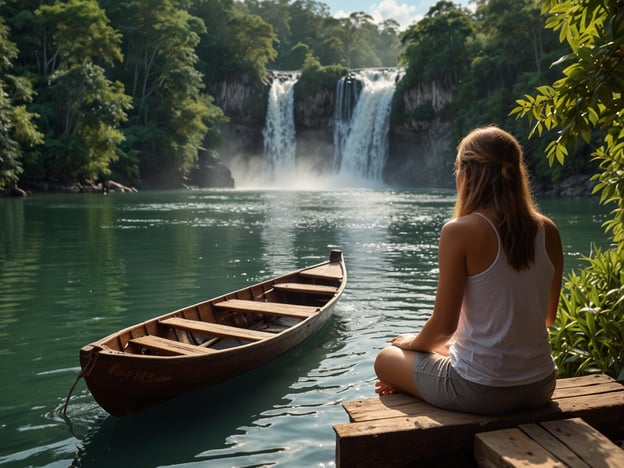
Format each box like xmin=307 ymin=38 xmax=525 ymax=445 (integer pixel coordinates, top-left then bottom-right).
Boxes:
xmin=333 ymin=374 xmax=624 ymax=467
xmin=213 ymin=298 xmax=319 ymax=319
xmin=129 ymin=335 xmax=215 ymax=355
xmin=274 ymin=282 xmax=338 ymax=295
xmin=475 ymin=417 xmax=624 ymax=468
xmin=160 ymin=317 xmax=275 ymax=342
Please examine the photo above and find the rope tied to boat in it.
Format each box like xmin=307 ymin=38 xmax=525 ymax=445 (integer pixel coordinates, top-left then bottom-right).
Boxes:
xmin=62 ymin=348 xmax=99 ymax=416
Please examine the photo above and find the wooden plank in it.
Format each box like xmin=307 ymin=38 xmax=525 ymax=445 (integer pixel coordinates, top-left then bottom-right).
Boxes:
xmin=299 ymin=263 xmax=343 ymax=280
xmin=273 ymin=282 xmax=338 ymax=295
xmin=519 ymin=423 xmax=590 ymax=468
xmin=540 ymin=418 xmax=624 ymax=467
xmin=129 ymin=335 xmax=216 ymax=355
xmin=344 ymin=392 xmax=477 ymax=423
xmin=334 ymin=374 xmax=624 ymax=467
xmin=474 ymin=427 xmax=567 ymax=467
xmin=213 ymin=299 xmax=318 ymax=319
xmin=476 ymin=418 xmax=624 ymax=468
xmin=553 ymin=381 xmax=624 ymax=399
xmin=553 ymin=374 xmax=615 ymax=390
xmin=160 ymin=317 xmax=275 ymax=342
xmin=343 ymin=376 xmax=624 ymax=423
xmin=336 ymin=389 xmax=624 ymax=439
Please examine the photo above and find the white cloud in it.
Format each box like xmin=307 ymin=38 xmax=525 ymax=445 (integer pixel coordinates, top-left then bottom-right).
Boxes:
xmin=370 ymin=0 xmax=421 ymax=30
xmin=334 ymin=9 xmax=350 ymax=20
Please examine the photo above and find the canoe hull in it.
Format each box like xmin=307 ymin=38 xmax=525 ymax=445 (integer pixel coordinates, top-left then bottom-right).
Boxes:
xmin=78 ymin=250 xmax=345 ymax=416
xmin=80 ymin=305 xmax=334 ymax=415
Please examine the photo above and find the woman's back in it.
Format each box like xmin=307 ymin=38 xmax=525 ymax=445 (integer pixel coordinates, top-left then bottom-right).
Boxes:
xmin=374 ymin=126 xmax=563 ymax=415
xmin=449 ymin=213 xmax=556 ymax=386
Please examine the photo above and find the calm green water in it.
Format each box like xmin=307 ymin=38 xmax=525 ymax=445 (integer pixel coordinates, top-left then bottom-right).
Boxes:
xmin=0 ymin=189 xmax=609 ymax=467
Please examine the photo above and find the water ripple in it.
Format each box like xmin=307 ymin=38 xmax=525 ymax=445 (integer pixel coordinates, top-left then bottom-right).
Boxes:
xmin=0 ymin=189 xmax=608 ymax=467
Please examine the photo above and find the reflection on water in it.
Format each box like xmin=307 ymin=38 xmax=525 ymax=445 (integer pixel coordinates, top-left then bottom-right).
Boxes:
xmin=0 ymin=189 xmax=608 ymax=467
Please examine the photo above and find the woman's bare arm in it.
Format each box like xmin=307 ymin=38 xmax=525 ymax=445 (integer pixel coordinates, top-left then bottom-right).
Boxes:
xmin=393 ymin=220 xmax=466 ymax=352
xmin=543 ymin=216 xmax=563 ymax=327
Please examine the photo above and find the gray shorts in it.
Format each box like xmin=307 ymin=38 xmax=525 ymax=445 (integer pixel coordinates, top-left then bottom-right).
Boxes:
xmin=412 ymin=352 xmax=556 ymax=415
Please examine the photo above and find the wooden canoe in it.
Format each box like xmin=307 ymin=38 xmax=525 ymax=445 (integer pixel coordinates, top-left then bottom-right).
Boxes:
xmin=77 ymin=250 xmax=346 ymax=416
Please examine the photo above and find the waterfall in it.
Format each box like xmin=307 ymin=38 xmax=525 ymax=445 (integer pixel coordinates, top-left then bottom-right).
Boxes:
xmin=333 ymin=69 xmax=404 ymax=182
xmin=263 ymin=72 xmax=299 ymax=182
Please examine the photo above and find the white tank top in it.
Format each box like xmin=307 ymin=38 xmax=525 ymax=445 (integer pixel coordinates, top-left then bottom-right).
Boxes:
xmin=449 ymin=213 xmax=556 ymax=386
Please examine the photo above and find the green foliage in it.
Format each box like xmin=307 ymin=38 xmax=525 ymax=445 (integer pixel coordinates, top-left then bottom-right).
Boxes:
xmin=101 ymin=0 xmax=219 ymax=186
xmin=0 ymin=0 xmax=613 ymax=191
xmin=427 ymin=0 xmax=588 ymax=185
xmin=0 ymin=17 xmax=43 ymax=188
xmin=47 ymin=64 xmax=130 ymax=181
xmin=31 ymin=0 xmax=131 ymax=183
xmin=37 ymin=0 xmax=123 ymax=67
xmin=512 ymin=0 xmax=624 ymax=378
xmin=226 ymin=4 xmax=278 ymax=80
xmin=294 ymin=54 xmax=347 ymax=98
xmin=550 ymin=247 xmax=624 ymax=380
xmin=399 ymin=1 xmax=473 ymax=89
xmin=246 ymin=0 xmax=400 ymax=69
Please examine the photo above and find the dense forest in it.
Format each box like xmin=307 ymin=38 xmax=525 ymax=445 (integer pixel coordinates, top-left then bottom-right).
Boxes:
xmin=0 ymin=0 xmax=595 ymax=193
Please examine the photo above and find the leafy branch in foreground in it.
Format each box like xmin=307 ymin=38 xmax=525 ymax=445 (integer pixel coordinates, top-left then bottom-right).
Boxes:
xmin=511 ymin=0 xmax=624 ymax=379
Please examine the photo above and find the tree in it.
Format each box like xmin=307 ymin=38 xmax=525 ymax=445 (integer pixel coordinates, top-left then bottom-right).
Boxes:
xmin=227 ymin=4 xmax=278 ymax=80
xmin=39 ymin=0 xmax=122 ymax=67
xmin=189 ymin=0 xmax=235 ymax=83
xmin=374 ymin=19 xmax=401 ymax=67
xmin=512 ymin=0 xmax=624 ymax=379
xmin=245 ymin=0 xmax=292 ymax=68
xmin=476 ymin=0 xmax=547 ymax=85
xmin=400 ymin=1 xmax=474 ymax=88
xmin=0 ymin=16 xmax=43 ymax=189
xmin=34 ymin=0 xmax=131 ymax=183
xmin=336 ymin=13 xmax=383 ymax=68
xmin=102 ymin=0 xmax=221 ymax=187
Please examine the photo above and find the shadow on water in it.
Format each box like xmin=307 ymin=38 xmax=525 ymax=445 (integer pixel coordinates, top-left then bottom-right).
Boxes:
xmin=70 ymin=315 xmax=348 ymax=467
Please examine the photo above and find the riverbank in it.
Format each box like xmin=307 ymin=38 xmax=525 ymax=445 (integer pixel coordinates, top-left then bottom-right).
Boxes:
xmin=1 ymin=179 xmax=138 ymax=197
xmin=1 ymin=172 xmax=597 ymax=198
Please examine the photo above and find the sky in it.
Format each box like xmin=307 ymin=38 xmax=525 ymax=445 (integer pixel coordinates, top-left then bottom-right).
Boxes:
xmin=325 ymin=0 xmax=472 ymax=30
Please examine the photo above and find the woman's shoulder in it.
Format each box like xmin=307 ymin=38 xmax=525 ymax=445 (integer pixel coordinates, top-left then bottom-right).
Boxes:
xmin=441 ymin=214 xmax=492 ymax=240
xmin=443 ymin=213 xmax=492 ymax=230
xmin=537 ymin=214 xmax=560 ymax=235
xmin=537 ymin=214 xmax=563 ymax=259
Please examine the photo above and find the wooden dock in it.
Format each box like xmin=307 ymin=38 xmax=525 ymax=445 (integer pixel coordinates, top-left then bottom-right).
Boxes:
xmin=333 ymin=374 xmax=624 ymax=467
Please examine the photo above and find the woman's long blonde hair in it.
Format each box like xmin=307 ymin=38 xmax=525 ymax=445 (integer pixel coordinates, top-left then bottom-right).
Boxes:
xmin=454 ymin=126 xmax=540 ymax=271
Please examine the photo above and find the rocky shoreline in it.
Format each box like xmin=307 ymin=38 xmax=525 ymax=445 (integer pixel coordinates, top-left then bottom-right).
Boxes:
xmin=533 ymin=174 xmax=596 ymax=198
xmin=1 ymin=179 xmax=137 ymax=197
xmin=2 ymin=172 xmax=596 ymax=198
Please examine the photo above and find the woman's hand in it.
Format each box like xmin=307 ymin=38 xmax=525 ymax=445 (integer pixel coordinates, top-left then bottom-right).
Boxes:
xmin=390 ymin=333 xmax=417 ymax=350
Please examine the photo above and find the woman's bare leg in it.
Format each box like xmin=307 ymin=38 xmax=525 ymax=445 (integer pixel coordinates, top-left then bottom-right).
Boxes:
xmin=374 ymin=346 xmax=423 ymax=399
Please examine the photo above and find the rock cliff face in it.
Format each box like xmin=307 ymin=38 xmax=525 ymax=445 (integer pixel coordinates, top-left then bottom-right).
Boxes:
xmin=213 ymin=72 xmax=454 ymax=188
xmin=210 ymin=73 xmax=595 ymax=195
xmin=386 ymin=80 xmax=455 ymax=187
xmin=211 ymin=77 xmax=267 ymax=125
xmin=208 ymin=77 xmax=267 ymax=186
xmin=295 ymin=87 xmax=334 ymax=128
xmin=385 ymin=119 xmax=454 ymax=188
